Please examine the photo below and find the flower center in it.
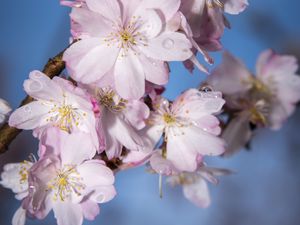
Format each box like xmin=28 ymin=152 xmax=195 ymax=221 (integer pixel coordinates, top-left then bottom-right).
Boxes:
xmin=46 ymin=95 xmax=87 ymax=132
xmin=47 ymin=165 xmax=85 ymax=202
xmin=98 ymin=88 xmax=127 ymax=113
xmin=120 ymin=29 xmax=136 ymax=46
xmin=206 ymin=0 xmax=224 ymax=9
xmin=19 ymin=161 xmax=31 ymax=184
xmin=163 ymin=113 xmax=176 ymax=125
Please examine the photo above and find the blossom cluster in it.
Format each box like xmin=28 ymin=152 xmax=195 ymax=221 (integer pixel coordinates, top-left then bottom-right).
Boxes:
xmin=1 ymin=1 xmax=299 ymax=225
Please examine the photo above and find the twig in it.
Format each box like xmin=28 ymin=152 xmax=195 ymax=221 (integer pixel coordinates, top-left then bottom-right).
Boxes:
xmin=0 ymin=47 xmax=68 ymax=154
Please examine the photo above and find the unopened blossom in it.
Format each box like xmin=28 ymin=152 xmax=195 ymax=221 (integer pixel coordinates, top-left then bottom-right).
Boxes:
xmin=142 ymin=89 xmax=226 ymax=172
xmin=207 ymin=50 xmax=300 ymax=155
xmin=9 ymin=70 xmax=98 ymax=148
xmin=24 ymin=128 xmax=116 ymax=225
xmin=0 ymin=98 xmax=11 ymax=125
xmin=63 ymin=0 xmax=193 ymax=99
xmin=0 ymin=160 xmax=33 ymax=225
xmin=94 ymin=86 xmax=149 ymax=159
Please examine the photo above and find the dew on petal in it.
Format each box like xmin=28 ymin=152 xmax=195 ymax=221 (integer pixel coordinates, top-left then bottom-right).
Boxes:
xmin=24 ymin=106 xmax=31 ymax=113
xmin=97 ymin=194 xmax=105 ymax=203
xmin=162 ymin=38 xmax=175 ymax=49
xmin=29 ymin=81 xmax=43 ymax=92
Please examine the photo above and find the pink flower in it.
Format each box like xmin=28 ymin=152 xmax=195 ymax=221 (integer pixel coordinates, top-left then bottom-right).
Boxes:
xmin=0 ymin=161 xmax=33 ymax=225
xmin=9 ymin=71 xmax=98 ymax=148
xmin=89 ymin=86 xmax=149 ymax=159
xmin=208 ymin=50 xmax=300 ymax=130
xmin=167 ymin=164 xmax=231 ymax=207
xmin=24 ymin=128 xmax=116 ymax=225
xmin=63 ymin=0 xmax=193 ymax=99
xmin=180 ymin=0 xmax=248 ymax=72
xmin=181 ymin=0 xmax=248 ymax=50
xmin=0 ymin=98 xmax=11 ymax=125
xmin=142 ymin=89 xmax=225 ymax=172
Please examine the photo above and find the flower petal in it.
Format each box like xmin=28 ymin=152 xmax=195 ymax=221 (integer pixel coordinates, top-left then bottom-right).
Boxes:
xmin=85 ymin=0 xmax=121 ymax=23
xmin=114 ymin=50 xmax=145 ymax=99
xmin=70 ymin=7 xmax=112 ymax=38
xmin=77 ymin=160 xmax=115 ymax=188
xmin=64 ymin=38 xmax=119 ymax=84
xmin=9 ymin=101 xmax=50 ymax=130
xmin=12 ymin=206 xmax=26 ymax=225
xmin=183 ymin=177 xmax=211 ymax=208
xmin=24 ymin=70 xmax=63 ymax=102
xmin=53 ymin=201 xmax=83 ymax=225
xmin=208 ymin=51 xmax=252 ymax=95
xmin=140 ymin=31 xmax=193 ymax=61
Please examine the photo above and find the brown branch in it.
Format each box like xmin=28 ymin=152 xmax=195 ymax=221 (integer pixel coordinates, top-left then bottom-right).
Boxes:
xmin=0 ymin=47 xmax=68 ymax=154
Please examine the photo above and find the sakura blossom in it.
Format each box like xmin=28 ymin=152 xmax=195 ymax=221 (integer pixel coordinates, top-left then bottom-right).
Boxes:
xmin=0 ymin=161 xmax=33 ymax=225
xmin=9 ymin=70 xmax=98 ymax=148
xmin=142 ymin=88 xmax=226 ymax=172
xmin=93 ymin=86 xmax=149 ymax=159
xmin=23 ymin=128 xmax=116 ymax=225
xmin=0 ymin=98 xmax=11 ymax=125
xmin=167 ymin=164 xmax=231 ymax=207
xmin=1 ymin=0 xmax=299 ymax=224
xmin=207 ymin=50 xmax=300 ymax=155
xmin=63 ymin=0 xmax=193 ymax=99
xmin=179 ymin=0 xmax=248 ymax=72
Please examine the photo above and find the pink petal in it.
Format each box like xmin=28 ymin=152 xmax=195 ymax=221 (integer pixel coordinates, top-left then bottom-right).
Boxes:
xmin=114 ymin=50 xmax=145 ymax=99
xmin=53 ymin=201 xmax=83 ymax=225
xmin=70 ymin=7 xmax=112 ymax=38
xmin=87 ymin=185 xmax=116 ymax=203
xmin=24 ymin=70 xmax=63 ymax=102
xmin=81 ymin=200 xmax=100 ymax=221
xmin=77 ymin=160 xmax=115 ymax=187
xmin=208 ymin=51 xmax=252 ymax=95
xmin=139 ymin=0 xmax=181 ymax=21
xmin=64 ymin=38 xmax=119 ymax=84
xmin=104 ymin=113 xmax=144 ymax=152
xmin=123 ymin=100 xmax=150 ymax=130
xmin=12 ymin=206 xmax=26 ymax=225
xmin=150 ymin=151 xmax=178 ymax=175
xmin=223 ymin=0 xmax=249 ymax=15
xmin=85 ymin=0 xmax=121 ymax=23
xmin=222 ymin=113 xmax=252 ymax=156
xmin=183 ymin=177 xmax=211 ymax=208
xmin=9 ymin=101 xmax=50 ymax=130
xmin=139 ymin=54 xmax=169 ymax=85
xmin=141 ymin=31 xmax=193 ymax=61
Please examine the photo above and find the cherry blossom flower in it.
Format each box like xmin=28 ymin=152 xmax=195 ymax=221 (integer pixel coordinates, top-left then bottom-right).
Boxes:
xmin=23 ymin=128 xmax=116 ymax=225
xmin=9 ymin=70 xmax=98 ymax=148
xmin=142 ymin=88 xmax=226 ymax=172
xmin=0 ymin=98 xmax=11 ymax=125
xmin=93 ymin=86 xmax=149 ymax=159
xmin=0 ymin=161 xmax=33 ymax=225
xmin=181 ymin=0 xmax=248 ymax=51
xmin=207 ymin=50 xmax=300 ymax=155
xmin=63 ymin=0 xmax=193 ymax=99
xmin=179 ymin=0 xmax=248 ymax=72
xmin=167 ymin=164 xmax=231 ymax=207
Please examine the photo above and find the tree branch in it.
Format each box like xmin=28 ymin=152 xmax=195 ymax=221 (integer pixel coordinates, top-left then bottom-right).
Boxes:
xmin=0 ymin=47 xmax=67 ymax=154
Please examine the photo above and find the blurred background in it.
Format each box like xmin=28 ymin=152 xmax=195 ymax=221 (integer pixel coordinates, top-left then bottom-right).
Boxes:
xmin=0 ymin=0 xmax=300 ymax=224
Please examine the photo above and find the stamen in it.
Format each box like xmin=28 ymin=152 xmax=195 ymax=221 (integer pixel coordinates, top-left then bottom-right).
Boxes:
xmin=47 ymin=165 xmax=85 ymax=202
